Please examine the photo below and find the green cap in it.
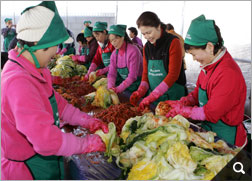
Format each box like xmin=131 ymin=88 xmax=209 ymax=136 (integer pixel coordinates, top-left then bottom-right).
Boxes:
xmin=84 ymin=27 xmax=92 ymax=37
xmin=84 ymin=20 xmax=91 ymax=24
xmin=4 ymin=18 xmax=12 ymax=23
xmin=185 ymin=15 xmax=218 ymax=46
xmin=17 ymin=1 xmax=72 ymax=68
xmin=108 ymin=24 xmax=127 ymax=37
xmin=93 ymin=21 xmax=107 ymax=32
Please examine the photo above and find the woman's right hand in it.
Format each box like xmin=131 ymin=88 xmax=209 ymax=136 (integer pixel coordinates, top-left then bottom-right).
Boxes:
xmin=82 ymin=134 xmax=106 ymax=153
xmin=130 ymin=91 xmax=141 ymax=106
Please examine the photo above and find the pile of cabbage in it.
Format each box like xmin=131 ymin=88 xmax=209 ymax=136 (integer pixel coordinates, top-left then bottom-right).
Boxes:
xmin=50 ymin=55 xmax=87 ymax=78
xmin=95 ymin=113 xmax=239 ymax=180
xmin=84 ymin=79 xmax=119 ymax=108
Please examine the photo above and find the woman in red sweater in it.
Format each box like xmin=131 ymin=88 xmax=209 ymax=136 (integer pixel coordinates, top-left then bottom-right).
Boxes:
xmin=165 ymin=15 xmax=247 ymax=147
xmin=130 ymin=11 xmax=187 ymax=110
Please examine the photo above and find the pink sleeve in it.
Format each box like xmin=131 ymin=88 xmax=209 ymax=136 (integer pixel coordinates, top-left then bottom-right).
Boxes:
xmin=78 ymin=46 xmax=82 ymax=55
xmin=97 ymin=66 xmax=109 ymax=75
xmin=7 ymin=79 xmax=63 ymax=156
xmin=115 ymin=47 xmax=141 ymax=92
xmin=86 ymin=62 xmax=97 ymax=77
xmin=108 ymin=52 xmax=117 ymax=89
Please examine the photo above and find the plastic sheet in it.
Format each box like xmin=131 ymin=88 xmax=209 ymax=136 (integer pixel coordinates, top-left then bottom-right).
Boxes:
xmin=67 ymin=153 xmax=121 ymax=180
xmin=66 ymin=126 xmax=122 ymax=180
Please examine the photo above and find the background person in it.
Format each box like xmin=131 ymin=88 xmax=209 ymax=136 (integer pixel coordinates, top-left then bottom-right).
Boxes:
xmin=1 ymin=18 xmax=16 ymax=52
xmin=84 ymin=21 xmax=115 ymax=80
xmin=130 ymin=11 xmax=187 ymax=110
xmin=107 ymin=24 xmax=143 ymax=93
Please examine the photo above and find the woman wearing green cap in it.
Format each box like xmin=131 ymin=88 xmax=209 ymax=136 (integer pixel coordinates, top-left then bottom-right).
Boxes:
xmin=1 ymin=2 xmax=108 ymax=180
xmin=84 ymin=21 xmax=115 ymax=80
xmin=107 ymin=24 xmax=143 ymax=93
xmin=57 ymin=28 xmax=76 ymax=56
xmin=166 ymin=15 xmax=247 ymax=147
xmin=81 ymin=20 xmax=92 ymax=33
xmin=130 ymin=11 xmax=186 ymax=110
xmin=77 ymin=26 xmax=98 ymax=69
xmin=1 ymin=18 xmax=16 ymax=52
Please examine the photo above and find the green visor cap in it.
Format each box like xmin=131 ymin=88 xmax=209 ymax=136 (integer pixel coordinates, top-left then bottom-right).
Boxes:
xmin=18 ymin=1 xmax=72 ymax=68
xmin=108 ymin=24 xmax=127 ymax=37
xmin=84 ymin=20 xmax=91 ymax=24
xmin=93 ymin=21 xmax=107 ymax=32
xmin=84 ymin=27 xmax=93 ymax=37
xmin=184 ymin=14 xmax=218 ymax=46
xmin=4 ymin=18 xmax=12 ymax=23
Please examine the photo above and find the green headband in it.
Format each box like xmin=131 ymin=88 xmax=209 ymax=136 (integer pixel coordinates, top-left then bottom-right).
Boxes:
xmin=84 ymin=20 xmax=91 ymax=24
xmin=4 ymin=18 xmax=12 ymax=23
xmin=185 ymin=14 xmax=219 ymax=46
xmin=17 ymin=1 xmax=71 ymax=68
xmin=84 ymin=27 xmax=92 ymax=37
xmin=93 ymin=22 xmax=107 ymax=32
xmin=108 ymin=24 xmax=127 ymax=37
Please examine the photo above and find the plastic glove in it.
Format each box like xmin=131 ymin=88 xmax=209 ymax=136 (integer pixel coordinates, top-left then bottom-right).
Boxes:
xmin=130 ymin=82 xmax=149 ymax=106
xmin=59 ymin=48 xmax=67 ymax=55
xmin=166 ymin=104 xmax=206 ymax=120
xmin=139 ymin=91 xmax=161 ymax=110
xmin=81 ymin=114 xmax=109 ymax=133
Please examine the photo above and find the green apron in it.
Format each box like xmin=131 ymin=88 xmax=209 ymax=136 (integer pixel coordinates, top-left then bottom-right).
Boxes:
xmin=4 ymin=30 xmax=15 ymax=52
xmin=24 ymin=91 xmax=64 ymax=180
xmin=81 ymin=47 xmax=86 ymax=55
xmin=148 ymin=59 xmax=185 ymax=106
xmin=86 ymin=48 xmax=90 ymax=55
xmin=199 ymin=61 xmax=236 ymax=145
xmin=102 ymin=52 xmax=112 ymax=67
xmin=115 ymin=45 xmax=141 ymax=92
xmin=62 ymin=44 xmax=75 ymax=56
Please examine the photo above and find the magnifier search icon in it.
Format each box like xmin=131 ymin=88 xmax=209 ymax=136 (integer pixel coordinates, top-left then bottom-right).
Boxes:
xmin=233 ymin=162 xmax=245 ymax=174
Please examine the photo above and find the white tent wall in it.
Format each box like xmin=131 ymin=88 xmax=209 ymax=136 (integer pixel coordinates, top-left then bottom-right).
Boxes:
xmin=1 ymin=1 xmax=251 ymax=115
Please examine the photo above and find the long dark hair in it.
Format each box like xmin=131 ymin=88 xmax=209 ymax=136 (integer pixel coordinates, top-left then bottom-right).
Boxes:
xmin=136 ymin=11 xmax=167 ymax=30
xmin=184 ymin=21 xmax=224 ymax=55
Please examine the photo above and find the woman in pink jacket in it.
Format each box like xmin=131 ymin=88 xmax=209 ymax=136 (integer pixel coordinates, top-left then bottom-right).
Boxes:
xmin=107 ymin=24 xmax=143 ymax=93
xmin=1 ymin=2 xmax=108 ymax=180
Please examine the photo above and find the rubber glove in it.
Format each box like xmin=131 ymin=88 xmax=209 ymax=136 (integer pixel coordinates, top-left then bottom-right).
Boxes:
xmin=110 ymin=87 xmax=117 ymax=93
xmin=139 ymin=82 xmax=169 ymax=110
xmin=166 ymin=104 xmax=206 ymax=120
xmin=61 ymin=103 xmax=108 ymax=133
xmin=71 ymin=55 xmax=79 ymax=62
xmin=179 ymin=93 xmax=197 ymax=106
xmin=78 ymin=55 xmax=86 ymax=62
xmin=56 ymin=133 xmax=106 ymax=156
xmin=56 ymin=48 xmax=61 ymax=54
xmin=130 ymin=81 xmax=149 ymax=106
xmin=81 ymin=114 xmax=109 ymax=133
xmin=59 ymin=48 xmax=67 ymax=55
xmin=85 ymin=63 xmax=98 ymax=81
xmin=116 ymin=77 xmax=135 ymax=93
xmin=96 ymin=67 xmax=109 ymax=76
